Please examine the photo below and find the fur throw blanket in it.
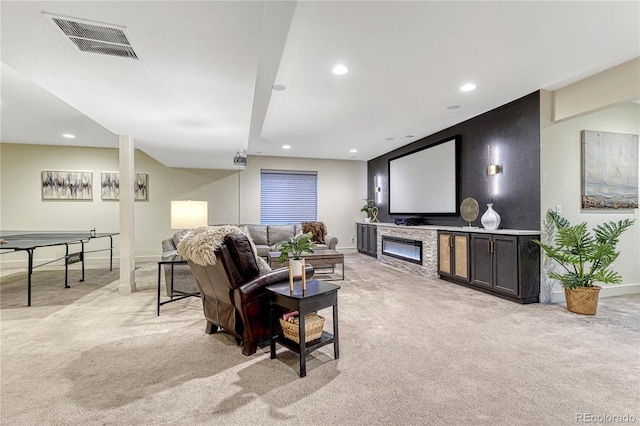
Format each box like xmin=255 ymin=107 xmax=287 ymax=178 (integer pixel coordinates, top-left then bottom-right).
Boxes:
xmin=177 ymin=225 xmax=253 ymax=266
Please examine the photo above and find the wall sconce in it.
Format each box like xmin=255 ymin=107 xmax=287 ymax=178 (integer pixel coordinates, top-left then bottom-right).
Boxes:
xmin=171 ymin=200 xmax=208 ymax=229
xmin=374 ymin=176 xmax=382 ymax=203
xmin=487 ymin=145 xmax=501 ymax=176
xmin=487 ymin=144 xmax=502 ymax=197
xmin=487 ymin=164 xmax=500 ymax=175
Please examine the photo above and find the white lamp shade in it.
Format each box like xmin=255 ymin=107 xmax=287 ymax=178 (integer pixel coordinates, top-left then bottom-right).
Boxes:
xmin=171 ymin=200 xmax=208 ymax=229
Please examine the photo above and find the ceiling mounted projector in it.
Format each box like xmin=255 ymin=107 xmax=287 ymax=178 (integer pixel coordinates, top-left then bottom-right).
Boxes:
xmin=233 ymin=150 xmax=247 ymax=167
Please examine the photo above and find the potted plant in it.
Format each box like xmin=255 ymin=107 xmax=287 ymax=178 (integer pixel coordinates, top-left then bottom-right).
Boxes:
xmin=276 ymin=232 xmax=314 ymax=281
xmin=360 ymin=199 xmax=377 ymax=222
xmin=533 ymin=210 xmax=635 ymax=315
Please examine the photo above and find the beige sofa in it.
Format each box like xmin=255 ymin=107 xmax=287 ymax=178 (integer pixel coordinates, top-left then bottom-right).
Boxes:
xmin=161 ymin=223 xmax=338 ymax=295
xmin=241 ymin=223 xmax=338 ymax=258
xmin=161 ymin=230 xmax=200 ymax=297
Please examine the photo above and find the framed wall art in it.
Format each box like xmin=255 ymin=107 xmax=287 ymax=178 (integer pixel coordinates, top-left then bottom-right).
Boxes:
xmin=41 ymin=170 xmax=93 ymax=200
xmin=101 ymin=172 xmax=119 ymax=200
xmin=581 ymin=130 xmax=639 ymax=209
xmin=101 ymin=172 xmax=149 ymax=201
xmin=134 ymin=173 xmax=149 ymax=201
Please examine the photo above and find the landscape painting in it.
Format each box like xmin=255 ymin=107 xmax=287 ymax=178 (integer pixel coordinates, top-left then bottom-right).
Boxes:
xmin=101 ymin=172 xmax=149 ymax=201
xmin=581 ymin=130 xmax=639 ymax=209
xmin=41 ymin=170 xmax=93 ymax=200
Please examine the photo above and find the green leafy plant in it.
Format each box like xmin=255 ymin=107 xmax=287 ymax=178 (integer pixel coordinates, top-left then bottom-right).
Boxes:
xmin=533 ymin=210 xmax=635 ymax=290
xmin=276 ymin=232 xmax=314 ymax=263
xmin=360 ymin=199 xmax=376 ymax=217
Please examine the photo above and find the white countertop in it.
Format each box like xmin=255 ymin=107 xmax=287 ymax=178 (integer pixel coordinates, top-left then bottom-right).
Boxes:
xmin=357 ymin=221 xmax=540 ymax=236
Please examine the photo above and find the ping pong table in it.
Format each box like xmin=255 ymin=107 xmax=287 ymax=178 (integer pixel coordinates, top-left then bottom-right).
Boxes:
xmin=0 ymin=229 xmax=118 ymax=306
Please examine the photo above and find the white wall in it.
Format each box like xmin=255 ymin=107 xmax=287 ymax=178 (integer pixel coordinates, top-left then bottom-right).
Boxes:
xmin=540 ymin=103 xmax=640 ymax=300
xmin=0 ymin=144 xmax=366 ymax=267
xmin=238 ymin=155 xmax=368 ymax=248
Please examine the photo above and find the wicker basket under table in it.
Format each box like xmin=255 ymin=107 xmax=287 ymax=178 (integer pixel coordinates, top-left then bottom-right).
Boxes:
xmin=279 ymin=314 xmax=325 ymax=343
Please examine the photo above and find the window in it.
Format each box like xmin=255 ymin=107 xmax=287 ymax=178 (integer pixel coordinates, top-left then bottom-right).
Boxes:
xmin=260 ymin=170 xmax=318 ymax=224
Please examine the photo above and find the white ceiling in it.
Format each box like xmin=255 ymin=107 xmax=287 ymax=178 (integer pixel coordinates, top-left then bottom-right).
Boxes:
xmin=2 ymin=1 xmax=639 ymax=170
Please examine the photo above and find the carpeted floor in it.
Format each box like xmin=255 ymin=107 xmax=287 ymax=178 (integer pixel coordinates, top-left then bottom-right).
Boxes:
xmin=1 ymin=254 xmax=638 ymax=425
xmin=1 ymin=267 xmax=118 ymax=315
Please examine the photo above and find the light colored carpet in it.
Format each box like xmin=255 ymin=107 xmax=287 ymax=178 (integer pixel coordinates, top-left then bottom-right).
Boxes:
xmin=1 ymin=254 xmax=638 ymax=425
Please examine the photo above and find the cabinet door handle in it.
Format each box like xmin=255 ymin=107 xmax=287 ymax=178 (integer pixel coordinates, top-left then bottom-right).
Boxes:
xmin=487 ymin=241 xmax=491 ymax=253
xmin=490 ymin=240 xmax=495 ymax=254
xmin=450 ymin=236 xmax=454 ymax=248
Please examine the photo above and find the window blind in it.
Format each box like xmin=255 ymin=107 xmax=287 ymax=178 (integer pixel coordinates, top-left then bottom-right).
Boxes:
xmin=260 ymin=170 xmax=318 ymax=224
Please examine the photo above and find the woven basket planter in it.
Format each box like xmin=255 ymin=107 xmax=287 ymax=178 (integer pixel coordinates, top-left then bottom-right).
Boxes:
xmin=564 ymin=286 xmax=601 ymax=315
xmin=280 ymin=314 xmax=325 ymax=343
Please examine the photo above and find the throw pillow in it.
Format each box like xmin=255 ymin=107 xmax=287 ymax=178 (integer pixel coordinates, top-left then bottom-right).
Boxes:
xmin=239 ymin=225 xmax=260 ymax=260
xmin=223 ymin=234 xmax=259 ymax=282
xmin=268 ymin=225 xmax=295 ymax=246
xmin=302 ymin=221 xmax=325 ymax=244
xmin=256 ymin=256 xmax=272 ymax=275
xmin=245 ymin=224 xmax=268 ymax=245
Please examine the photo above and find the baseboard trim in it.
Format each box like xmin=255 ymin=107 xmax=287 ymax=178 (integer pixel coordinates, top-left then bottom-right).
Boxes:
xmin=337 ymin=247 xmax=357 ymax=253
xmin=599 ymin=283 xmax=640 ymax=297
xmin=547 ymin=283 xmax=639 ymax=304
xmin=135 ymin=256 xmax=159 ymax=264
xmin=1 ymin=255 xmax=159 ymax=270
xmin=548 ymin=291 xmax=565 ymax=304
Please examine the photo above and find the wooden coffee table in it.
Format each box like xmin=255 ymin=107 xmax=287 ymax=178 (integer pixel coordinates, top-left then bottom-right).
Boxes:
xmin=267 ymin=250 xmax=344 ymax=280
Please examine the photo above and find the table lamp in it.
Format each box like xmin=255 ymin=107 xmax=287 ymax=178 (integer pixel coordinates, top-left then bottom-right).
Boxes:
xmin=171 ymin=200 xmax=208 ymax=229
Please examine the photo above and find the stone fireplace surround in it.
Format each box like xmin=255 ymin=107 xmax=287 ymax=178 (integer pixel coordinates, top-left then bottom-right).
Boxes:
xmin=381 ymin=236 xmax=422 ymax=264
xmin=369 ymin=222 xmax=540 ymax=280
xmin=375 ymin=224 xmax=439 ymax=278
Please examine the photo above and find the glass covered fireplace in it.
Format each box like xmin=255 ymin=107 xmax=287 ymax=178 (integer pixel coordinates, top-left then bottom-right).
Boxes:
xmin=381 ymin=236 xmax=422 ymax=264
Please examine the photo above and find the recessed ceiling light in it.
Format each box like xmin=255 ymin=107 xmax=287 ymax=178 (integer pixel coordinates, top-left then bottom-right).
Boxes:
xmin=62 ymin=133 xmax=75 ymax=138
xmin=332 ymin=64 xmax=349 ymax=75
xmin=460 ymin=83 xmax=476 ymax=92
xmin=405 ymin=135 xmax=414 ymax=138
xmin=447 ymin=105 xmax=461 ymax=110
xmin=386 ymin=137 xmax=395 ymax=141
xmin=272 ymin=84 xmax=286 ymax=91
xmin=349 ymin=149 xmax=357 ymax=153
xmin=282 ymin=145 xmax=291 ymax=149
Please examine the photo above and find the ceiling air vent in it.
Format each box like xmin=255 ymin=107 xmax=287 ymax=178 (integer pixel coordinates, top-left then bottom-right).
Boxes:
xmin=43 ymin=12 xmax=138 ymax=59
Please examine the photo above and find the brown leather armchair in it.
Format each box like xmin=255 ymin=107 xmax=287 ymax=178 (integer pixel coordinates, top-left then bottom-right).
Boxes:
xmin=187 ymin=234 xmax=314 ymax=356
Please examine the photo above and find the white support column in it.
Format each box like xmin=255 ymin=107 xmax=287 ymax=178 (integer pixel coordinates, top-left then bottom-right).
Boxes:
xmin=119 ymin=135 xmax=136 ymax=293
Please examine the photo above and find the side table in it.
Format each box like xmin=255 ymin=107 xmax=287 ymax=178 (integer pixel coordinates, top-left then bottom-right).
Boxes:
xmin=267 ymin=279 xmax=340 ymax=378
xmin=157 ymin=254 xmax=200 ymax=316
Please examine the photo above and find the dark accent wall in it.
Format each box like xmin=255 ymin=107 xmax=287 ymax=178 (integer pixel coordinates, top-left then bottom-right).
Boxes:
xmin=369 ymin=91 xmax=540 ymax=230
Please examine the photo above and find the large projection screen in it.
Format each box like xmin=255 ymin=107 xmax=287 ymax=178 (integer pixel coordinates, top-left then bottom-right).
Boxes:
xmin=389 ymin=138 xmax=458 ymax=214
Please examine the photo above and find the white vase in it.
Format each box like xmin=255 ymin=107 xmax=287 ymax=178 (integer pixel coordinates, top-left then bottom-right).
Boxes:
xmin=481 ymin=203 xmax=501 ymax=230
xmin=288 ymin=258 xmax=307 ymax=292
xmin=289 ymin=258 xmax=305 ymax=277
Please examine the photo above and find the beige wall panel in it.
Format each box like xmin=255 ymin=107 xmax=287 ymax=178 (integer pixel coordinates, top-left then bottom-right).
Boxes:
xmin=553 ymin=58 xmax=640 ymax=122
xmin=540 ymin=103 xmax=639 ymax=291
xmin=0 ymin=144 xmax=366 ymax=267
